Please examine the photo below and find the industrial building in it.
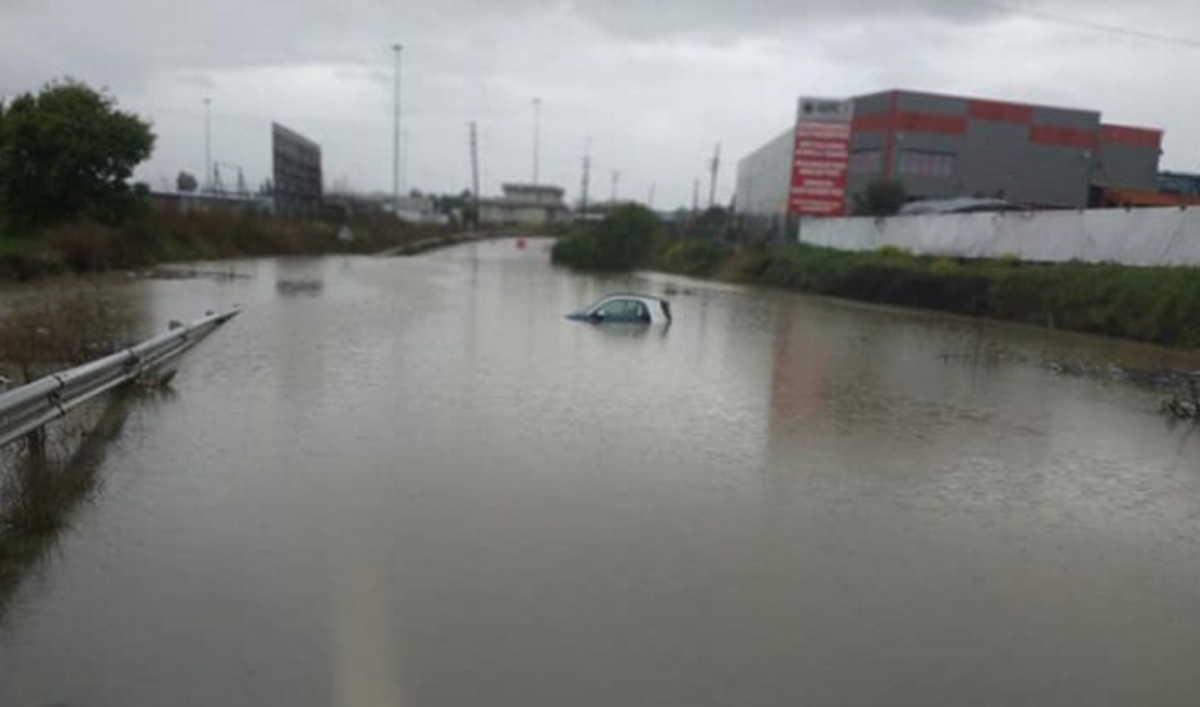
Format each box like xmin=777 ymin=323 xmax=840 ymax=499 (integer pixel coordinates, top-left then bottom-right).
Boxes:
xmin=735 ymin=89 xmax=1163 ymax=233
xmin=479 ymin=183 xmax=568 ymax=226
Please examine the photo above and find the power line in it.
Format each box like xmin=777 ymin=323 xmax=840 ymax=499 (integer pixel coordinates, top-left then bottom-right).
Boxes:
xmin=963 ymin=1 xmax=1200 ymax=49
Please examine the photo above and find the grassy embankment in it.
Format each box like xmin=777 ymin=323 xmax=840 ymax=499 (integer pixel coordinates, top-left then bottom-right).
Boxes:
xmin=554 ymin=213 xmax=1200 ymax=349
xmin=0 ymin=291 xmax=138 ymax=614
xmin=0 ymin=207 xmax=455 ymax=280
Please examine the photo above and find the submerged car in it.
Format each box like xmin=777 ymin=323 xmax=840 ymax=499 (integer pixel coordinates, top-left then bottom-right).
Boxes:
xmin=566 ymin=293 xmax=672 ymax=324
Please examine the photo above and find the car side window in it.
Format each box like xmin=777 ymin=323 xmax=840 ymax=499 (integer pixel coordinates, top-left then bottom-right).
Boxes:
xmin=595 ymin=299 xmax=652 ymax=321
xmin=596 ymin=300 xmax=628 ymax=318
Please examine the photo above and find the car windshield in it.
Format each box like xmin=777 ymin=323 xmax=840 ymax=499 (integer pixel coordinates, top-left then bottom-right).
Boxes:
xmin=3 ymin=3 xmax=1200 ymax=706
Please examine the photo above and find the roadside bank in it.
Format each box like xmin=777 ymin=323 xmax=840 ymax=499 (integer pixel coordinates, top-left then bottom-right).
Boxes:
xmin=648 ymin=239 xmax=1200 ymax=350
xmin=0 ymin=208 xmax=456 ymax=281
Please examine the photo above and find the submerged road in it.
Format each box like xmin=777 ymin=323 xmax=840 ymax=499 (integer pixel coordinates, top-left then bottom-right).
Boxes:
xmin=2 ymin=238 xmax=1199 ymax=706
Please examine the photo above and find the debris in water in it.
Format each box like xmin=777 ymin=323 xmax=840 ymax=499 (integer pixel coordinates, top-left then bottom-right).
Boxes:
xmin=1160 ymin=377 xmax=1200 ymax=421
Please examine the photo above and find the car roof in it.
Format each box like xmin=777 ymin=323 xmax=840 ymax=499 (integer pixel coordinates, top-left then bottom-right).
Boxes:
xmin=594 ymin=292 xmax=669 ymax=304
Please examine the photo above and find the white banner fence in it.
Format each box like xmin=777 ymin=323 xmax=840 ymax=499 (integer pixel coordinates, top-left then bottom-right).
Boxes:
xmin=797 ymin=206 xmax=1200 ymax=266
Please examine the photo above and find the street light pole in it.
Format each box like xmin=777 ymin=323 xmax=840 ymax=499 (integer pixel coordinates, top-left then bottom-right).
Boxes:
xmin=392 ymin=43 xmax=403 ymax=208
xmin=532 ymin=97 xmax=542 ymax=186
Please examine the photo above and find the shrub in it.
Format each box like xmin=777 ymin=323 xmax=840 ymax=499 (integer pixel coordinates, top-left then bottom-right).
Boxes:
xmin=877 ymin=244 xmax=913 ymax=260
xmin=654 ymin=237 xmax=727 ymax=275
xmin=552 ymin=204 xmax=660 ymax=271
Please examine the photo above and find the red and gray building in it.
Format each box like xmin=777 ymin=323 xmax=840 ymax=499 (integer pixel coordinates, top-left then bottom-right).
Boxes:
xmin=735 ymin=89 xmax=1163 ymax=231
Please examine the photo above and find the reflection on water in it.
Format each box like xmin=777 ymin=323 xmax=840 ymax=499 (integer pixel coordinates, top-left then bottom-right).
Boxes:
xmin=1 ymin=239 xmax=1199 ymax=706
xmin=0 ymin=391 xmax=141 ymax=621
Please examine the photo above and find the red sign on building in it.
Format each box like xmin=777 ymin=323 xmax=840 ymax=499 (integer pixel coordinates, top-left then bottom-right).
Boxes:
xmin=789 ymin=98 xmax=853 ymax=216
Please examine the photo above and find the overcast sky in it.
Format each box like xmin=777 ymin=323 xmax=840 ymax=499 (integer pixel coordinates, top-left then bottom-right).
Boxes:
xmin=2 ymin=0 xmax=1198 ymax=208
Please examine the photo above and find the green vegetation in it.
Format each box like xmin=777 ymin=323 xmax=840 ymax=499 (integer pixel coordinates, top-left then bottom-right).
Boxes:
xmin=672 ymin=242 xmax=1200 ymax=348
xmin=0 ymin=79 xmax=457 ymax=281
xmin=0 ymin=207 xmax=451 ymax=280
xmin=571 ymin=222 xmax=1200 ymax=348
xmin=0 ymin=79 xmax=154 ymax=229
xmin=0 ymin=290 xmax=137 ymax=614
xmin=551 ymin=204 xmax=660 ymax=270
xmin=654 ymin=237 xmax=728 ymax=275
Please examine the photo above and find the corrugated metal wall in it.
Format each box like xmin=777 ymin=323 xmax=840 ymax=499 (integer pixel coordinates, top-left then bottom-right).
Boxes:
xmin=733 ymin=127 xmax=794 ymax=221
xmin=736 ymin=89 xmax=1163 ymax=223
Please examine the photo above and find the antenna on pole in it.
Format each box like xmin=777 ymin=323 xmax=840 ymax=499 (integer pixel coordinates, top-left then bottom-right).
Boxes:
xmin=611 ymin=170 xmax=620 ymax=202
xmin=692 ymin=178 xmax=699 ymax=215
xmin=469 ymin=121 xmax=480 ymax=227
xmin=708 ymin=142 xmax=721 ymax=209
xmin=580 ymin=137 xmax=591 ymax=212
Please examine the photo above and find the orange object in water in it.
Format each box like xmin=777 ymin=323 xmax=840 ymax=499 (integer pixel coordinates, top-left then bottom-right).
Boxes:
xmin=516 ymin=237 xmax=527 ymax=249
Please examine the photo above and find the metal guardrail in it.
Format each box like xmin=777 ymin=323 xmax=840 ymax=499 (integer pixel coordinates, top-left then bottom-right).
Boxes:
xmin=0 ymin=309 xmax=240 ymax=449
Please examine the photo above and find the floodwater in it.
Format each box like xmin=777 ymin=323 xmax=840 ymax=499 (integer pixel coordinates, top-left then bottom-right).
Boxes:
xmin=2 ymin=238 xmax=1199 ymax=706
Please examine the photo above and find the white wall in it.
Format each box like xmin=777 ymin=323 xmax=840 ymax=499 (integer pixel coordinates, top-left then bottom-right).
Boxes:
xmin=797 ymin=207 xmax=1200 ymax=266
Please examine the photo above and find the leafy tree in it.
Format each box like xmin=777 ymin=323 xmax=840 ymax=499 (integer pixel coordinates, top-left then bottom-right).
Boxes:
xmin=176 ymin=171 xmax=198 ymax=193
xmin=852 ymin=178 xmax=907 ymax=216
xmin=0 ymin=79 xmax=155 ymax=227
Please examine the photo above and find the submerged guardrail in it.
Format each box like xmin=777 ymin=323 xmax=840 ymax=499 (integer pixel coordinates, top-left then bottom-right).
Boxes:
xmin=0 ymin=309 xmax=240 ymax=449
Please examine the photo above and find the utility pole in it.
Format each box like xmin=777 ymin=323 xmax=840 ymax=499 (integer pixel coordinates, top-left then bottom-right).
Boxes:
xmin=203 ymin=97 xmax=212 ymax=193
xmin=647 ymin=182 xmax=656 ymax=209
xmin=692 ymin=178 xmax=699 ymax=215
xmin=469 ymin=121 xmax=480 ymax=226
xmin=402 ymin=129 xmax=409 ymax=194
xmin=532 ymin=97 xmax=542 ymax=185
xmin=392 ymin=43 xmax=403 ymax=208
xmin=579 ymin=138 xmax=591 ymax=212
xmin=611 ymin=170 xmax=620 ymax=202
xmin=708 ymin=142 xmax=721 ymax=209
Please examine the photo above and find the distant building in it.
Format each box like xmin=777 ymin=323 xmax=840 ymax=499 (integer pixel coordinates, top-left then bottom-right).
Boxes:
xmin=479 ymin=183 xmax=568 ymax=226
xmin=271 ymin=122 xmax=323 ymax=217
xmin=392 ymin=194 xmax=448 ymax=224
xmin=735 ymin=89 xmax=1163 ymax=232
xmin=1158 ymin=171 xmax=1200 ymax=198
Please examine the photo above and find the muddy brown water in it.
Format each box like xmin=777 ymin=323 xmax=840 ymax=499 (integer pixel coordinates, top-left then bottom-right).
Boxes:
xmin=2 ymin=238 xmax=1199 ymax=706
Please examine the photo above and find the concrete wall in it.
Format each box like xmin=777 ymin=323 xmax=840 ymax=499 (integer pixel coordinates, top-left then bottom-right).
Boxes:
xmin=796 ymin=206 xmax=1200 ymax=266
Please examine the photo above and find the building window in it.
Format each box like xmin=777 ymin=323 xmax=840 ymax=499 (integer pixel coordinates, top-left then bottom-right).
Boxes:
xmin=848 ymin=149 xmax=882 ymax=175
xmin=897 ymin=150 xmax=955 ymax=178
